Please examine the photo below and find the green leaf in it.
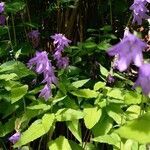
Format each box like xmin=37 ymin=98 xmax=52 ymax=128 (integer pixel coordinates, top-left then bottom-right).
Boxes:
xmin=67 ymin=120 xmax=82 ymax=143
xmin=83 ymin=107 xmax=102 ymax=129
xmin=69 ymin=140 xmax=83 ymax=150
xmin=0 ymin=26 xmax=8 ymax=35
xmin=92 ymin=133 xmax=120 ymax=148
xmin=94 ymin=81 xmax=106 ymax=91
xmin=11 ymin=85 xmax=28 ymax=103
xmin=0 ymin=61 xmax=35 ymax=78
xmin=6 ymin=1 xmax=26 ymax=13
xmin=126 ymin=105 xmax=141 ymax=120
xmin=48 ymin=136 xmax=72 ymax=150
xmin=0 ymin=117 xmax=15 ymax=137
xmin=97 ymin=40 xmax=111 ymax=51
xmin=0 ymin=73 xmax=18 ymax=81
xmin=92 ymin=113 xmax=113 ymax=136
xmin=72 ymin=79 xmax=90 ymax=88
xmin=100 ymin=65 xmax=109 ymax=77
xmin=107 ymin=88 xmax=124 ymax=100
xmin=106 ymin=104 xmax=125 ymax=125
xmin=27 ymin=104 xmax=51 ymax=111
xmin=124 ymin=91 xmax=142 ymax=105
xmin=14 ymin=114 xmax=55 ymax=147
xmin=83 ymin=42 xmax=97 ymax=49
xmin=71 ymin=89 xmax=98 ymax=98
xmin=116 ymin=112 xmax=150 ymax=144
xmin=56 ymin=109 xmax=85 ymax=121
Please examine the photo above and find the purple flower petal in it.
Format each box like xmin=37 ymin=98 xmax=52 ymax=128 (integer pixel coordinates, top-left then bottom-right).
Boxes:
xmin=9 ymin=132 xmax=20 ymax=144
xmin=134 ymin=63 xmax=150 ymax=95
xmin=107 ymin=28 xmax=147 ymax=72
xmin=0 ymin=2 xmax=4 ymax=13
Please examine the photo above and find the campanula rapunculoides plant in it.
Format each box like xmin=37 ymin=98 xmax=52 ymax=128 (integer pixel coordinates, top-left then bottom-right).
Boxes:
xmin=28 ymin=51 xmax=57 ymax=100
xmin=51 ymin=33 xmax=71 ymax=68
xmin=1 ymin=0 xmax=150 ymax=150
xmin=108 ymin=28 xmax=147 ymax=71
xmin=130 ymin=0 xmax=150 ymax=25
xmin=28 ymin=30 xmax=40 ymax=48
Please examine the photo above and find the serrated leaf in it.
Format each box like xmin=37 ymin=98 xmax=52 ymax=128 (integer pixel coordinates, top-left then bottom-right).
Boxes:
xmin=0 ymin=61 xmax=35 ymax=78
xmin=48 ymin=136 xmax=72 ymax=150
xmin=6 ymin=1 xmax=26 ymax=13
xmin=100 ymin=65 xmax=109 ymax=77
xmin=92 ymin=133 xmax=120 ymax=148
xmin=72 ymin=79 xmax=90 ymax=88
xmin=0 ymin=73 xmax=18 ymax=81
xmin=27 ymin=104 xmax=51 ymax=111
xmin=67 ymin=120 xmax=82 ymax=143
xmin=106 ymin=104 xmax=125 ymax=125
xmin=56 ymin=109 xmax=85 ymax=121
xmin=83 ymin=107 xmax=102 ymax=129
xmin=116 ymin=112 xmax=150 ymax=144
xmin=124 ymin=91 xmax=142 ymax=105
xmin=107 ymin=88 xmax=124 ymax=100
xmin=0 ymin=118 xmax=15 ymax=137
xmin=14 ymin=114 xmax=55 ymax=147
xmin=11 ymin=85 xmax=28 ymax=103
xmin=94 ymin=81 xmax=106 ymax=91
xmin=71 ymin=89 xmax=98 ymax=98
xmin=92 ymin=113 xmax=113 ymax=136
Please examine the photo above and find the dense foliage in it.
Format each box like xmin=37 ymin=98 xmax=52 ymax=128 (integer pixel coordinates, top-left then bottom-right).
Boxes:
xmin=0 ymin=0 xmax=150 ymax=150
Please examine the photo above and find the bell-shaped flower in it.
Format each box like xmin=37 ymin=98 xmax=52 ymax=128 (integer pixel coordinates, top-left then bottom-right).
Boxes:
xmin=134 ymin=63 xmax=150 ymax=95
xmin=130 ymin=0 xmax=150 ymax=25
xmin=108 ymin=29 xmax=147 ymax=72
xmin=0 ymin=2 xmax=4 ymax=13
xmin=28 ymin=51 xmax=57 ymax=100
xmin=28 ymin=30 xmax=40 ymax=48
xmin=9 ymin=132 xmax=20 ymax=144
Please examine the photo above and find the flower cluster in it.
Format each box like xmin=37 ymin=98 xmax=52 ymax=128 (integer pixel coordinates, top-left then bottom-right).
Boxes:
xmin=28 ymin=30 xmax=40 ymax=48
xmin=108 ymin=28 xmax=146 ymax=72
xmin=0 ymin=2 xmax=5 ymax=26
xmin=130 ymin=0 xmax=150 ymax=25
xmin=28 ymin=51 xmax=57 ymax=100
xmin=108 ymin=27 xmax=150 ymax=96
xmin=51 ymin=33 xmax=71 ymax=69
xmin=9 ymin=132 xmax=20 ymax=144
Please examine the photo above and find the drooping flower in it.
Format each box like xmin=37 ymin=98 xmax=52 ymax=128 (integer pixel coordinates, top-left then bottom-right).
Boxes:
xmin=51 ymin=33 xmax=71 ymax=69
xmin=39 ymin=84 xmax=51 ymax=100
xmin=0 ymin=15 xmax=5 ymax=25
xmin=107 ymin=74 xmax=115 ymax=83
xmin=0 ymin=2 xmax=4 ymax=13
xmin=130 ymin=0 xmax=150 ymax=25
xmin=134 ymin=63 xmax=150 ymax=95
xmin=51 ymin=33 xmax=71 ymax=52
xmin=56 ymin=56 xmax=69 ymax=69
xmin=108 ymin=28 xmax=147 ymax=72
xmin=9 ymin=132 xmax=20 ymax=144
xmin=28 ymin=51 xmax=57 ymax=100
xmin=28 ymin=30 xmax=40 ymax=48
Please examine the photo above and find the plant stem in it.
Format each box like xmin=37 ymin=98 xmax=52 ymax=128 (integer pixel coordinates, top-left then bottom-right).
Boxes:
xmin=11 ymin=13 xmax=17 ymax=46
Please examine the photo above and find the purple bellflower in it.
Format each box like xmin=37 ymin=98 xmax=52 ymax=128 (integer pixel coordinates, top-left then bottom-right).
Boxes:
xmin=130 ymin=0 xmax=150 ymax=25
xmin=51 ymin=33 xmax=71 ymax=69
xmin=107 ymin=74 xmax=115 ymax=83
xmin=0 ymin=2 xmax=4 ymax=13
xmin=28 ymin=51 xmax=57 ymax=100
xmin=108 ymin=28 xmax=147 ymax=72
xmin=134 ymin=63 xmax=150 ymax=95
xmin=0 ymin=15 xmax=5 ymax=25
xmin=28 ymin=30 xmax=40 ymax=48
xmin=51 ymin=33 xmax=71 ymax=52
xmin=9 ymin=132 xmax=20 ymax=144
